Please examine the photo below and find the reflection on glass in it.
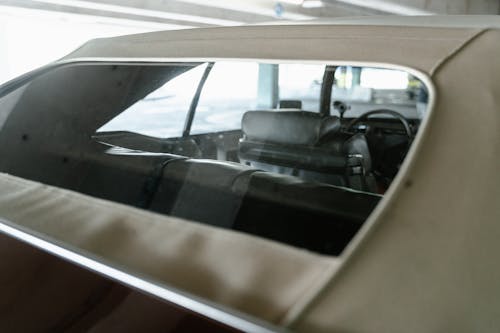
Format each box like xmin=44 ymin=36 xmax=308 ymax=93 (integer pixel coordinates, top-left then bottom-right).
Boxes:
xmin=0 ymin=62 xmax=430 ymax=290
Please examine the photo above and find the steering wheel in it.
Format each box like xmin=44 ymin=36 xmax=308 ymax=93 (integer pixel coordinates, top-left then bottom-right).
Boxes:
xmin=345 ymin=109 xmax=413 ymax=142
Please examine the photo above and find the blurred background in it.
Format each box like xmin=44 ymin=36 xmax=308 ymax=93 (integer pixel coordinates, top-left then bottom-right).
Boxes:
xmin=0 ymin=0 xmax=499 ymax=84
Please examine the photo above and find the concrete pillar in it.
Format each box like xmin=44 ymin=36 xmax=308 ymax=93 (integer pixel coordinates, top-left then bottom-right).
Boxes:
xmin=257 ymin=64 xmax=279 ymax=109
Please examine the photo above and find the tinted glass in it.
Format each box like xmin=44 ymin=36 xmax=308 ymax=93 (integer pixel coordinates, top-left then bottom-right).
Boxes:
xmin=0 ymin=62 xmax=428 ymax=256
xmin=278 ymin=63 xmax=324 ymax=112
xmin=332 ymin=66 xmax=428 ymax=119
xmin=191 ymin=62 xmax=259 ymax=134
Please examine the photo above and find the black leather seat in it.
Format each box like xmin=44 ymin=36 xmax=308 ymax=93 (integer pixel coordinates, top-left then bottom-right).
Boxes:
xmin=233 ymin=171 xmax=381 ymax=255
xmin=149 ymin=158 xmax=257 ymax=229
xmin=148 ymin=157 xmax=381 ymax=255
xmin=238 ymin=110 xmax=375 ymax=191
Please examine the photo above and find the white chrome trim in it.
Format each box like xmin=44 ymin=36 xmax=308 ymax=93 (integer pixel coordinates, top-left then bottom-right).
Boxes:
xmin=0 ymin=218 xmax=284 ymax=333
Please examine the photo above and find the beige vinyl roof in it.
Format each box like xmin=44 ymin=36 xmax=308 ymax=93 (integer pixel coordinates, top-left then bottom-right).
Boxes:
xmin=62 ymin=16 xmax=495 ymax=76
xmin=1 ymin=16 xmax=500 ymax=332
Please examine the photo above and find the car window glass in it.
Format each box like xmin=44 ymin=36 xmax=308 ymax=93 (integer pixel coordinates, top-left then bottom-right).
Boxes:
xmin=0 ymin=61 xmax=430 ymax=257
xmin=98 ymin=63 xmax=207 ymax=138
xmin=190 ymin=62 xmax=259 ymax=135
xmin=190 ymin=62 xmax=324 ymax=135
xmin=278 ymin=63 xmax=324 ymax=112
xmin=332 ymin=66 xmax=428 ymax=119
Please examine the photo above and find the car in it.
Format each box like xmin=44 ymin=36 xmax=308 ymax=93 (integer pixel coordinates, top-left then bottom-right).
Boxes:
xmin=0 ymin=15 xmax=499 ymax=333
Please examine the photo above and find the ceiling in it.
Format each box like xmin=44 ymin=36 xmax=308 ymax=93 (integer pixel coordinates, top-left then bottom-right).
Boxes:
xmin=0 ymin=0 xmax=498 ymax=30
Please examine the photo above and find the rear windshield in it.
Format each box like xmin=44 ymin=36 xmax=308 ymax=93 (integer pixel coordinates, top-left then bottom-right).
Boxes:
xmin=0 ymin=61 xmax=429 ymax=255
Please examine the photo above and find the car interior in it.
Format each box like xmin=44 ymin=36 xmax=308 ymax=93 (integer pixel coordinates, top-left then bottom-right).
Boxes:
xmin=0 ymin=62 xmax=428 ymax=255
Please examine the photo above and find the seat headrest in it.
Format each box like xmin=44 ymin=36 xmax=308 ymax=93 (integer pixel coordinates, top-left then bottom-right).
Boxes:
xmin=241 ymin=111 xmax=340 ymax=146
xmin=279 ymin=100 xmax=302 ymax=109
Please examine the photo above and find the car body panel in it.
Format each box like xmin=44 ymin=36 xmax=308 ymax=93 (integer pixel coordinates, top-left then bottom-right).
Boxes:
xmin=0 ymin=171 xmax=335 ymax=327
